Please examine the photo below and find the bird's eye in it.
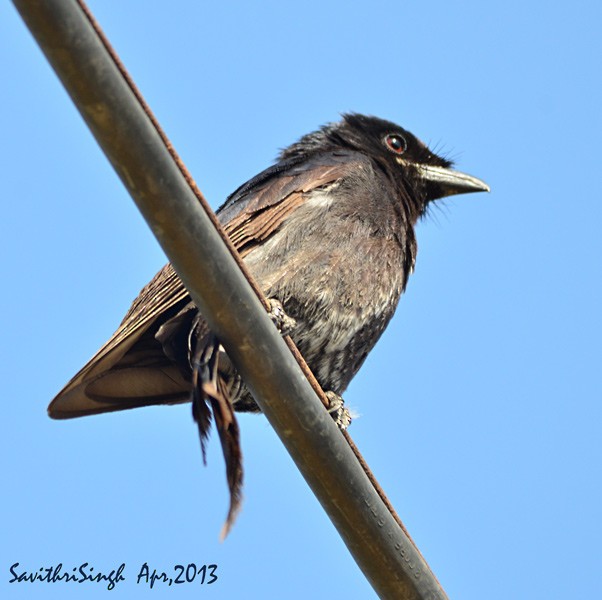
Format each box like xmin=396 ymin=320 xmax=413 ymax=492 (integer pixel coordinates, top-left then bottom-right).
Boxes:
xmin=384 ymin=133 xmax=407 ymax=155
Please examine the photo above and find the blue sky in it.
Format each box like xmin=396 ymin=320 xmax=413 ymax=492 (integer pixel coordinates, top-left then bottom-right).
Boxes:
xmin=2 ymin=1 xmax=601 ymax=598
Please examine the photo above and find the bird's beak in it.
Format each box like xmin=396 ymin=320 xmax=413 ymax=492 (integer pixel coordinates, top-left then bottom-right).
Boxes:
xmin=414 ymin=163 xmax=490 ymax=197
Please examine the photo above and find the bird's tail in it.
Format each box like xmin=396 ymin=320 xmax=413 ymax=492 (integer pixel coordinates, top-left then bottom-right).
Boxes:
xmin=190 ymin=331 xmax=243 ymax=540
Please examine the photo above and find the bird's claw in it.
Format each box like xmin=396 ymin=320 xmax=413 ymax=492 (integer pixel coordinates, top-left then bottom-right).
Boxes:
xmin=325 ymin=391 xmax=352 ymax=430
xmin=267 ymin=298 xmax=297 ymax=336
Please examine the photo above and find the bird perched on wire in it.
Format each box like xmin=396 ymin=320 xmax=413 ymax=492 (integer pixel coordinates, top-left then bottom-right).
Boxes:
xmin=49 ymin=113 xmax=489 ymax=535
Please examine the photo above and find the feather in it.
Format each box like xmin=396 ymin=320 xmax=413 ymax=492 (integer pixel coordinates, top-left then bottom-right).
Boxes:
xmin=191 ymin=333 xmax=243 ymax=538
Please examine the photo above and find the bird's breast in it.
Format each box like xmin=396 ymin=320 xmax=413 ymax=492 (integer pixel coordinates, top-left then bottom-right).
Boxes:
xmin=242 ymin=189 xmax=413 ymax=393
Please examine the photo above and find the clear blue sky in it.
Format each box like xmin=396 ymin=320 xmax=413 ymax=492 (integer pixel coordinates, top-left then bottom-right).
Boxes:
xmin=2 ymin=1 xmax=601 ymax=599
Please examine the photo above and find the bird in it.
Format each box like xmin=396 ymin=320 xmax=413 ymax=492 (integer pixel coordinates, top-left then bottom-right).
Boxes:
xmin=48 ymin=113 xmax=489 ymax=534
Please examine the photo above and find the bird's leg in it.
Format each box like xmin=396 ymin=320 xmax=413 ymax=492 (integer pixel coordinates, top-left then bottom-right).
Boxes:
xmin=267 ymin=298 xmax=297 ymax=336
xmin=325 ymin=391 xmax=352 ymax=430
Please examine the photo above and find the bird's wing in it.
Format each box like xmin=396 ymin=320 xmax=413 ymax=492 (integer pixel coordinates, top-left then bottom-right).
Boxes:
xmin=48 ymin=263 xmax=191 ymax=418
xmin=48 ymin=151 xmax=364 ymax=419
xmin=216 ymin=150 xmax=361 ymax=250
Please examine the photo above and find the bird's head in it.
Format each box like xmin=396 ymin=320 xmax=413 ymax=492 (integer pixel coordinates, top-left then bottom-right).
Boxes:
xmin=281 ymin=113 xmax=489 ymax=220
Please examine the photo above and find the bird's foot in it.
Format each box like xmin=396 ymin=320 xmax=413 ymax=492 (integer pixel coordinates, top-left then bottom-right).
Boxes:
xmin=325 ymin=391 xmax=352 ymax=430
xmin=267 ymin=298 xmax=297 ymax=336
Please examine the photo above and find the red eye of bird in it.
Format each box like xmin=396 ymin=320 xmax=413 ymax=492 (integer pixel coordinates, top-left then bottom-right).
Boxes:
xmin=384 ymin=133 xmax=407 ymax=155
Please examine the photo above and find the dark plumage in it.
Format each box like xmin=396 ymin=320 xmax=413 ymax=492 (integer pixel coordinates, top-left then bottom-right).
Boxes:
xmin=49 ymin=114 xmax=489 ymax=534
